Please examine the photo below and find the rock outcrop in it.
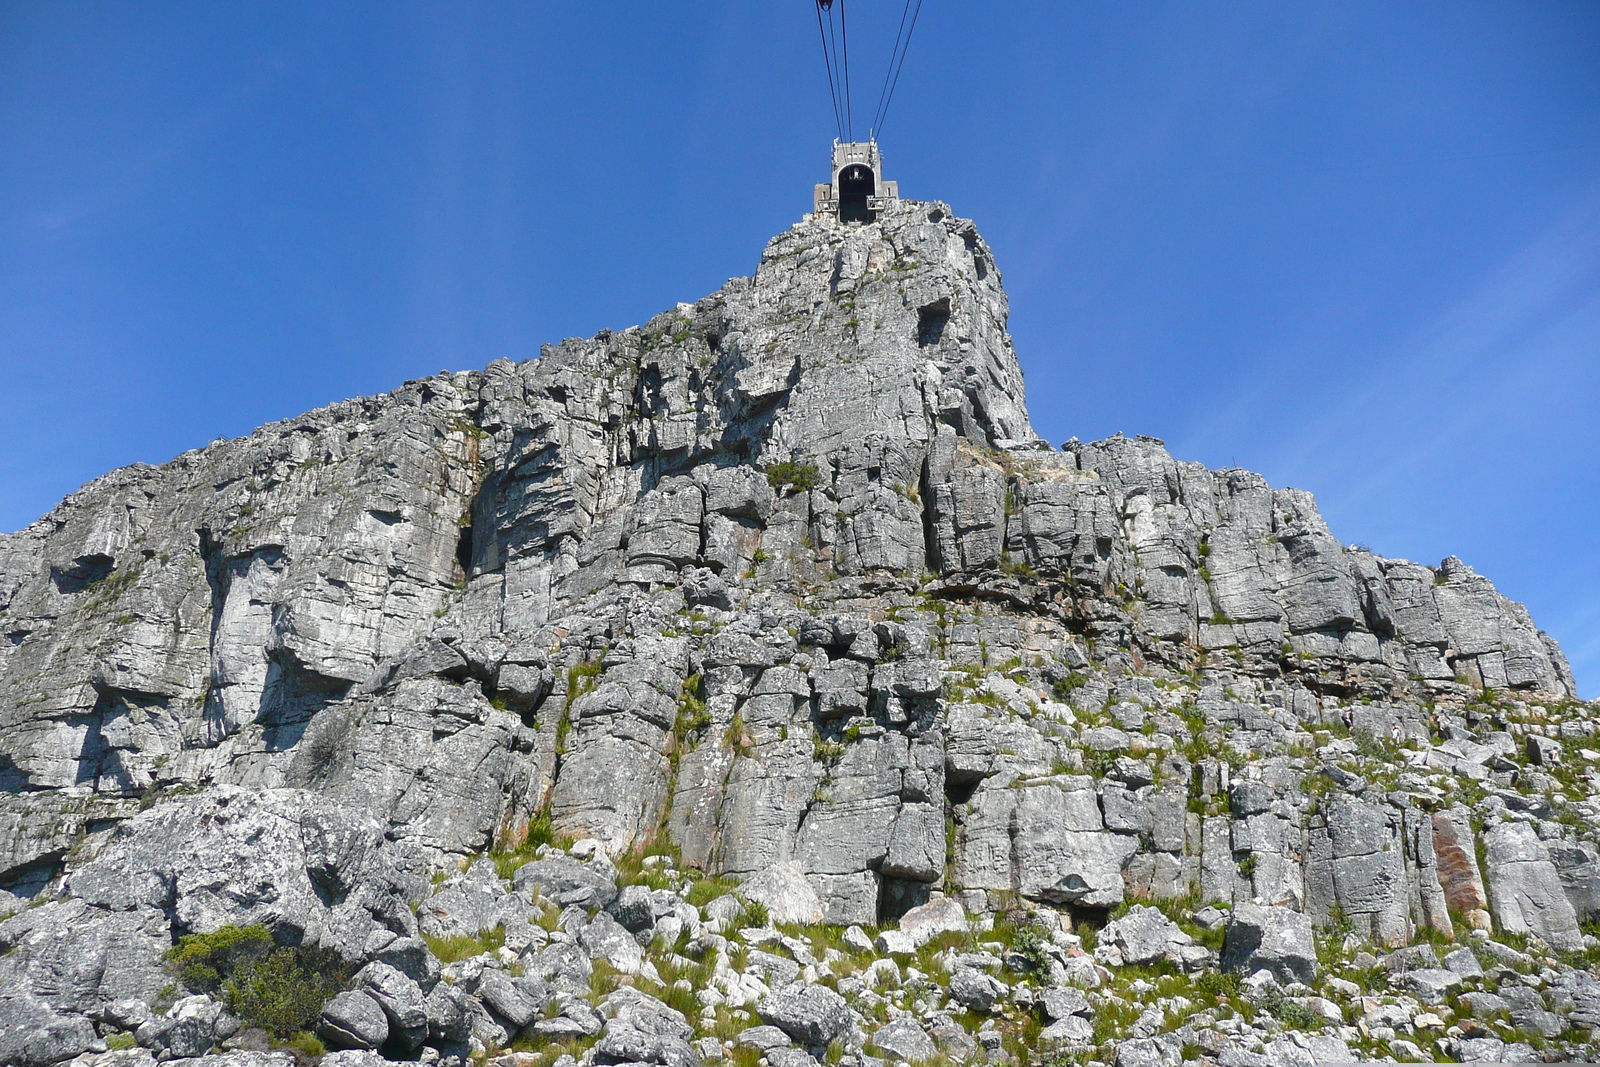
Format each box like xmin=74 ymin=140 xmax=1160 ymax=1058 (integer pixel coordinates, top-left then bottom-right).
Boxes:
xmin=0 ymin=199 xmax=1595 ymax=1066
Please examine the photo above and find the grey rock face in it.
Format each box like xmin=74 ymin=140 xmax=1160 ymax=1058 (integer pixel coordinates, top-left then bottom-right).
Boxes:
xmin=0 ymin=199 xmax=1593 ymax=1066
xmin=64 ymin=785 xmax=413 ymax=961
xmin=0 ymin=989 xmax=97 ymax=1067
xmin=1484 ymin=821 xmax=1584 ymax=951
xmin=0 ymin=897 xmax=170 ymax=1016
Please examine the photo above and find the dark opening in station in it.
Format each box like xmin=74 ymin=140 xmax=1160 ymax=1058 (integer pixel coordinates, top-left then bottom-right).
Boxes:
xmin=838 ymin=163 xmax=876 ymax=223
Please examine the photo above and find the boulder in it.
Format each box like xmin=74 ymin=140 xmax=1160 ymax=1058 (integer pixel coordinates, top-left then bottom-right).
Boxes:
xmin=595 ymin=988 xmax=699 ymax=1067
xmin=1039 ymin=1015 xmax=1095 ymax=1046
xmin=1527 ymin=734 xmax=1563 ymax=766
xmin=521 ymin=941 xmax=593 ymax=993
xmin=757 ymin=984 xmax=851 ymax=1047
xmin=1222 ymin=901 xmax=1317 ymax=984
xmin=512 ymin=855 xmax=619 ymax=910
xmin=353 ymin=961 xmax=429 ymax=1050
xmin=736 ymin=1025 xmax=794 ymax=1051
xmin=931 ymin=1020 xmax=980 ymax=1061
xmin=948 ymin=968 xmax=1007 ymax=1012
xmin=579 ymin=911 xmax=645 ymax=973
xmin=740 ymin=862 xmax=824 ymax=925
xmin=608 ymin=884 xmax=658 ymax=935
xmin=870 ymin=1017 xmax=936 ymax=1061
xmin=896 ymin=895 xmax=969 ymax=947
xmin=1039 ymin=988 xmax=1093 ymax=1021
xmin=1397 ymin=968 xmax=1463 ymax=1000
xmin=317 ymin=990 xmax=391 ymax=1051
xmin=476 ymin=970 xmax=546 ymax=1030
xmin=1098 ymin=904 xmax=1192 ymax=965
xmin=135 ymin=994 xmax=236 ymax=1060
xmin=1443 ymin=947 xmax=1483 ymax=978
xmin=420 ymin=862 xmax=529 ymax=940
xmin=424 ymin=981 xmax=472 ymax=1043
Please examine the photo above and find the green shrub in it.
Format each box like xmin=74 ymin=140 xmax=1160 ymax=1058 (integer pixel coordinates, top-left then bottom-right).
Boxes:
xmin=166 ymin=924 xmax=275 ymax=992
xmin=227 ymin=946 xmax=346 ymax=1036
xmin=1051 ymin=673 xmax=1088 ymax=701
xmin=740 ymin=900 xmax=771 ymax=929
xmin=165 ymin=924 xmax=350 ymax=1037
xmin=106 ymin=1033 xmax=137 ymax=1051
xmin=1004 ymin=916 xmax=1054 ymax=973
xmin=1192 ymin=969 xmax=1241 ymax=1003
xmin=766 ymin=461 xmax=824 ymax=493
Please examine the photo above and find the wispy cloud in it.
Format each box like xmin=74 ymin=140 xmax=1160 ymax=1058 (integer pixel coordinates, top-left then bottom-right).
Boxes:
xmin=1179 ymin=177 xmax=1600 ymax=485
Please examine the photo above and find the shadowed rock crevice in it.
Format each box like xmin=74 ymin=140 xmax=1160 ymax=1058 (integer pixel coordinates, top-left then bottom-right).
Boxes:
xmin=258 ymin=653 xmax=354 ymax=752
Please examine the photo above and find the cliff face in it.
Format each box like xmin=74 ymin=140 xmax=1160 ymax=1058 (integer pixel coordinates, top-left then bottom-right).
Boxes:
xmin=1 ymin=201 xmax=1595 ymax=1066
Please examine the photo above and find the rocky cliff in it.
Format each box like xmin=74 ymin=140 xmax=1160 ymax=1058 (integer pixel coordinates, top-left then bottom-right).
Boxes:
xmin=1 ymin=200 xmax=1596 ymax=1067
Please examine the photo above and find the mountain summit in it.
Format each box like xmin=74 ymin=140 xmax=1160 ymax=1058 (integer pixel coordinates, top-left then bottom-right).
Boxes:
xmin=0 ymin=202 xmax=1594 ymax=1066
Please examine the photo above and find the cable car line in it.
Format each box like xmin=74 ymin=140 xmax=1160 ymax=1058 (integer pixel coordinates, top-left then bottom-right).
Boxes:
xmin=814 ymin=0 xmax=845 ymax=139
xmin=813 ymin=0 xmax=925 ymax=145
xmin=838 ymin=0 xmax=853 ymax=141
xmin=871 ymin=0 xmax=924 ymax=140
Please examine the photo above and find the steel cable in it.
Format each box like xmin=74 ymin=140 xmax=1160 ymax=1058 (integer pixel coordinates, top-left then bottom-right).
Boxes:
xmin=872 ymin=0 xmax=924 ymax=140
xmin=815 ymin=1 xmax=844 ymax=139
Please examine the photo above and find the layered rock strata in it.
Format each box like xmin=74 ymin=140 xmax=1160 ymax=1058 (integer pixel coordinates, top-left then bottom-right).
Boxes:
xmin=0 ymin=200 xmax=1595 ymax=1066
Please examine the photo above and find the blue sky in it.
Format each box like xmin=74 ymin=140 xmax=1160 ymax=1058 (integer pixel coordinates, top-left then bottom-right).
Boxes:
xmin=2 ymin=2 xmax=1596 ymax=695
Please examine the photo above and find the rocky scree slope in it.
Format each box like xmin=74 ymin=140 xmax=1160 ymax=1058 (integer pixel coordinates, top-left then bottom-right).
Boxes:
xmin=0 ymin=199 xmax=1595 ymax=1067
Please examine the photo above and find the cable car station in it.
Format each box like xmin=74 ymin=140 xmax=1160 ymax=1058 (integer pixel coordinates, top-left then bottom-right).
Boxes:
xmin=814 ymin=140 xmax=899 ymax=223
xmin=809 ymin=0 xmax=919 ymax=223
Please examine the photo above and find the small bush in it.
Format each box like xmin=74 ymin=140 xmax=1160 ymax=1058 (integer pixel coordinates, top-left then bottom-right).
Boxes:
xmin=1004 ymin=917 xmax=1054 ymax=973
xmin=227 ymin=946 xmax=346 ymax=1036
xmin=167 ymin=924 xmax=275 ymax=992
xmin=106 ymin=1033 xmax=137 ymax=1051
xmin=1192 ymin=969 xmax=1241 ymax=1003
xmin=166 ymin=924 xmax=349 ymax=1037
xmin=740 ymin=900 xmax=771 ymax=929
xmin=766 ymin=461 xmax=824 ymax=494
xmin=1051 ymin=673 xmax=1088 ymax=701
